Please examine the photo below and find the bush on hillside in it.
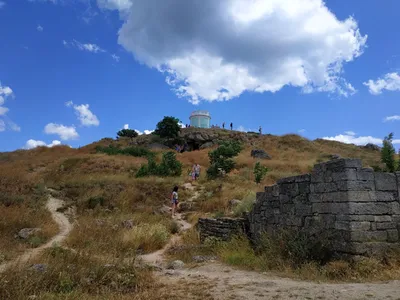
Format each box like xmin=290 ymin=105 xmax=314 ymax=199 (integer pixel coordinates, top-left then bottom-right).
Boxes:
xmin=253 ymin=162 xmax=269 ymax=184
xmin=136 ymin=151 xmax=182 ymax=177
xmin=116 ymin=129 xmax=139 ymax=139
xmin=207 ymin=141 xmax=243 ymax=179
xmin=381 ymin=133 xmax=397 ymax=172
xmin=154 ymin=116 xmax=181 ymax=139
xmin=96 ymin=145 xmax=154 ymax=158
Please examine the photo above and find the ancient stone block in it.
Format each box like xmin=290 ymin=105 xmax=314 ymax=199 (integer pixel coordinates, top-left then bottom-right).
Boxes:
xmin=279 ymin=194 xmax=291 ymax=203
xmin=375 ymin=191 xmax=397 ymax=202
xmin=392 ymin=202 xmax=400 ymax=214
xmin=376 ymin=222 xmax=397 ymax=230
xmin=295 ymin=174 xmax=311 ymax=183
xmin=312 ymin=202 xmax=348 ymax=214
xmin=336 ymin=215 xmax=375 ymax=222
xmin=357 ymin=169 xmax=374 ymax=181
xmin=335 ymin=221 xmax=371 ymax=231
xmin=375 ymin=172 xmax=397 ymax=191
xmin=298 ymin=182 xmax=310 ymax=194
xmin=332 ymin=169 xmax=357 ymax=181
xmin=295 ymin=203 xmax=312 ymax=216
xmin=350 ymin=231 xmax=388 ymax=242
xmin=347 ymin=191 xmax=377 ymax=202
xmin=348 ymin=202 xmax=391 ymax=215
xmin=279 ymin=183 xmax=299 ymax=197
xmin=311 ymin=170 xmax=324 ymax=183
xmin=310 ymin=182 xmax=338 ymax=193
xmin=281 ymin=204 xmax=295 ymax=214
xmin=323 ymin=158 xmax=362 ymax=171
xmin=387 ymin=230 xmax=399 ymax=242
xmin=374 ymin=216 xmax=392 ymax=222
xmin=337 ymin=180 xmax=375 ymax=191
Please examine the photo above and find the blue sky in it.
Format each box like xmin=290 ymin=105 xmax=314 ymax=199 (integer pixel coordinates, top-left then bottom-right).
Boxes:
xmin=0 ymin=0 xmax=399 ymax=151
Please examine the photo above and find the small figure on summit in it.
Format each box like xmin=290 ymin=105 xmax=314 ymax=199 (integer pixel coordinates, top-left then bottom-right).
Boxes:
xmin=259 ymin=126 xmax=262 ymax=135
xmin=230 ymin=122 xmax=233 ymax=130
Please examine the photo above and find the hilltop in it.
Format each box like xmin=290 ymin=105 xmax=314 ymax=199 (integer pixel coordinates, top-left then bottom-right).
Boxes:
xmin=0 ymin=129 xmax=392 ymax=299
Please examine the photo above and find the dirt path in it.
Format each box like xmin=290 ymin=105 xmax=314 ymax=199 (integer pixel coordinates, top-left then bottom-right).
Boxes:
xmin=0 ymin=195 xmax=73 ymax=273
xmin=140 ymin=183 xmax=400 ymax=300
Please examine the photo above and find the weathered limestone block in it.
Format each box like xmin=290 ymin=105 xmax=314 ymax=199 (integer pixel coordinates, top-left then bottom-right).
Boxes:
xmin=337 ymin=214 xmax=375 ymax=222
xmin=332 ymin=169 xmax=358 ymax=181
xmin=337 ymin=180 xmax=375 ymax=191
xmin=387 ymin=230 xmax=399 ymax=242
xmin=375 ymin=173 xmax=397 ymax=191
xmin=335 ymin=221 xmax=371 ymax=231
xmin=322 ymin=158 xmax=362 ymax=171
xmin=374 ymin=216 xmax=392 ymax=222
xmin=357 ymin=169 xmax=374 ymax=181
xmin=348 ymin=202 xmax=392 ymax=215
xmin=312 ymin=202 xmax=348 ymax=214
xmin=279 ymin=183 xmax=299 ymax=197
xmin=295 ymin=203 xmax=312 ymax=216
xmin=376 ymin=222 xmax=397 ymax=230
xmin=310 ymin=182 xmax=338 ymax=193
xmin=375 ymin=191 xmax=397 ymax=202
xmin=350 ymin=230 xmax=388 ymax=242
xmin=298 ymin=182 xmax=310 ymax=194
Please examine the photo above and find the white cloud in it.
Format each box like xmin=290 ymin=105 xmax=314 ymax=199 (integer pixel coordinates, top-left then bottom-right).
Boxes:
xmin=134 ymin=129 xmax=154 ymax=135
xmin=37 ymin=25 xmax=44 ymax=32
xmin=109 ymin=0 xmax=367 ymax=104
xmin=0 ymin=1 xmax=6 ymax=9
xmin=344 ymin=131 xmax=356 ymax=136
xmin=44 ymin=123 xmax=79 ymax=140
xmin=64 ymin=40 xmax=106 ymax=54
xmin=298 ymin=129 xmax=306 ymax=133
xmin=384 ymin=115 xmax=400 ymax=122
xmin=0 ymin=106 xmax=8 ymax=116
xmin=24 ymin=139 xmax=61 ymax=150
xmin=364 ymin=72 xmax=400 ymax=95
xmin=111 ymin=54 xmax=120 ymax=62
xmin=0 ymin=120 xmax=5 ymax=132
xmin=322 ymin=132 xmax=400 ymax=146
xmin=0 ymin=82 xmax=20 ymax=132
xmin=97 ymin=0 xmax=132 ymax=11
xmin=123 ymin=124 xmax=129 ymax=129
xmin=66 ymin=101 xmax=100 ymax=127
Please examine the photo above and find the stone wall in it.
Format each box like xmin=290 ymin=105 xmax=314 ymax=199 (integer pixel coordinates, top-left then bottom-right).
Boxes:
xmin=248 ymin=158 xmax=400 ymax=256
xmin=197 ymin=218 xmax=246 ymax=243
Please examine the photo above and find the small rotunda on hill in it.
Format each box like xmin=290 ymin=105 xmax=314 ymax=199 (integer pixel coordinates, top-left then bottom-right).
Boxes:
xmin=189 ymin=110 xmax=211 ymax=128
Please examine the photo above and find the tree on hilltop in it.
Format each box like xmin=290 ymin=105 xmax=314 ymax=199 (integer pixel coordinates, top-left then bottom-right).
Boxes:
xmin=381 ymin=132 xmax=396 ymax=172
xmin=154 ymin=116 xmax=181 ymax=139
xmin=117 ymin=129 xmax=138 ymax=139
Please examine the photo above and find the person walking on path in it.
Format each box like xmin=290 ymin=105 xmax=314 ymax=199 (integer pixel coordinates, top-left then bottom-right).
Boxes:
xmin=191 ymin=164 xmax=196 ymax=181
xmin=230 ymin=122 xmax=233 ymax=130
xmin=171 ymin=186 xmax=179 ymax=217
xmin=194 ymin=163 xmax=201 ymax=180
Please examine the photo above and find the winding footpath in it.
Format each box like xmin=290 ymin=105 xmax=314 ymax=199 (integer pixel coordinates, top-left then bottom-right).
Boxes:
xmin=0 ymin=195 xmax=73 ymax=273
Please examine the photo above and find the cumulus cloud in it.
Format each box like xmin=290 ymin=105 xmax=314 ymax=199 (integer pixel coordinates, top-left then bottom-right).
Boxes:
xmin=344 ymin=131 xmax=356 ymax=136
xmin=97 ymin=0 xmax=132 ymax=11
xmin=298 ymin=129 xmax=306 ymax=134
xmin=123 ymin=124 xmax=129 ymax=129
xmin=322 ymin=132 xmax=400 ymax=146
xmin=384 ymin=115 xmax=400 ymax=122
xmin=66 ymin=101 xmax=100 ymax=126
xmin=64 ymin=39 xmax=105 ymax=53
xmin=134 ymin=129 xmax=154 ymax=135
xmin=24 ymin=139 xmax=62 ymax=150
xmin=364 ymin=72 xmax=400 ymax=95
xmin=37 ymin=25 xmax=44 ymax=32
xmin=0 ymin=1 xmax=6 ymax=9
xmin=44 ymin=123 xmax=79 ymax=140
xmin=106 ymin=0 xmax=367 ymax=104
xmin=0 ymin=82 xmax=21 ymax=132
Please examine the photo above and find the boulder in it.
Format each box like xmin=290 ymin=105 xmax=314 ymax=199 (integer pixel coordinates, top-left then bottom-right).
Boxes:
xmin=31 ymin=264 xmax=47 ymax=273
xmin=199 ymin=142 xmax=214 ymax=150
xmin=192 ymin=255 xmax=218 ymax=263
xmin=177 ymin=202 xmax=195 ymax=212
xmin=229 ymin=199 xmax=242 ymax=207
xmin=167 ymin=260 xmax=185 ymax=270
xmin=121 ymin=220 xmax=135 ymax=229
xmin=17 ymin=228 xmax=41 ymax=239
xmin=157 ymin=205 xmax=171 ymax=215
xmin=363 ymin=143 xmax=381 ymax=151
xmin=251 ymin=149 xmax=271 ymax=159
xmin=330 ymin=154 xmax=341 ymax=160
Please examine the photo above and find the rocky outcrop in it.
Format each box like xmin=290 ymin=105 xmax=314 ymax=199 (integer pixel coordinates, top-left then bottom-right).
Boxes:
xmin=251 ymin=149 xmax=271 ymax=159
xmin=16 ymin=228 xmax=41 ymax=239
xmin=362 ymin=143 xmax=381 ymax=151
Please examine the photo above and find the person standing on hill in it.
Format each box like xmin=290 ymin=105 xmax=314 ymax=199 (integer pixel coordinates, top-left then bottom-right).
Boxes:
xmin=194 ymin=163 xmax=201 ymax=180
xmin=171 ymin=186 xmax=179 ymax=217
xmin=259 ymin=126 xmax=262 ymax=135
xmin=222 ymin=122 xmax=225 ymax=129
xmin=230 ymin=122 xmax=233 ymax=130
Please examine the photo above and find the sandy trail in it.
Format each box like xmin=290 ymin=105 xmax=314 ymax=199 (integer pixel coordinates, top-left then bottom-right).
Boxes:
xmin=0 ymin=195 xmax=73 ymax=273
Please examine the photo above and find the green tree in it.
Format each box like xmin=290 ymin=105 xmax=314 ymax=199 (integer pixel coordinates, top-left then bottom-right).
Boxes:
xmin=154 ymin=116 xmax=181 ymax=139
xmin=207 ymin=141 xmax=243 ymax=179
xmin=381 ymin=133 xmax=396 ymax=172
xmin=116 ymin=129 xmax=138 ymax=139
xmin=253 ymin=162 xmax=268 ymax=184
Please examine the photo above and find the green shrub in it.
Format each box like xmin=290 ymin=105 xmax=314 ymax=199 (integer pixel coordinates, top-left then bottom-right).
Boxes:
xmin=154 ymin=116 xmax=181 ymax=139
xmin=136 ymin=152 xmax=182 ymax=178
xmin=253 ymin=162 xmax=268 ymax=184
xmin=95 ymin=145 xmax=153 ymax=158
xmin=116 ymin=129 xmax=138 ymax=139
xmin=207 ymin=141 xmax=243 ymax=179
xmin=381 ymin=133 xmax=397 ymax=172
xmin=87 ymin=196 xmax=105 ymax=209
xmin=233 ymin=192 xmax=256 ymax=217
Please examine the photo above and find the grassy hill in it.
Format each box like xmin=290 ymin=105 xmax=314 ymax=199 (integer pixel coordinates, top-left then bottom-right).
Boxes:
xmin=0 ymin=130 xmax=386 ymax=298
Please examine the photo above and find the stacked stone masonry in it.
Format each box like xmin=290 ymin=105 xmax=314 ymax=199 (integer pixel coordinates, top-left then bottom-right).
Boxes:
xmin=197 ymin=218 xmax=246 ymax=243
xmin=248 ymin=158 xmax=400 ymax=256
